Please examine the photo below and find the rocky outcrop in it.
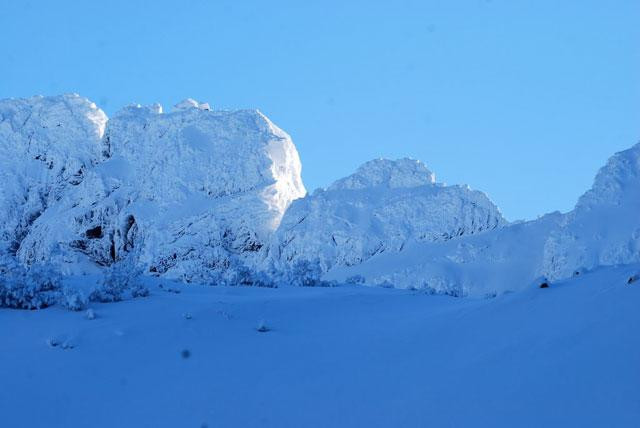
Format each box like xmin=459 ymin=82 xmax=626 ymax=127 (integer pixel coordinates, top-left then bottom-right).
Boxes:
xmin=6 ymin=96 xmax=305 ymax=282
xmin=265 ymin=158 xmax=507 ymax=273
xmin=541 ymin=143 xmax=640 ymax=280
xmin=0 ymin=94 xmax=107 ymax=260
xmin=2 ymin=93 xmax=638 ymax=298
xmin=323 ymin=144 xmax=640 ymax=296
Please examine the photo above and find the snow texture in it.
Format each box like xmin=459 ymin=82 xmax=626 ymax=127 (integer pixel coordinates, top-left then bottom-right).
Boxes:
xmin=1 ymin=264 xmax=639 ymax=427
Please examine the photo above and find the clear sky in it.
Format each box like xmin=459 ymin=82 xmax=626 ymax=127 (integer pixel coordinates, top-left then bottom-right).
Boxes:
xmin=1 ymin=0 xmax=638 ymax=220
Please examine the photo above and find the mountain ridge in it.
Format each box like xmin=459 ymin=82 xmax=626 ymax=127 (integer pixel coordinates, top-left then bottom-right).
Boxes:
xmin=1 ymin=94 xmax=638 ymax=308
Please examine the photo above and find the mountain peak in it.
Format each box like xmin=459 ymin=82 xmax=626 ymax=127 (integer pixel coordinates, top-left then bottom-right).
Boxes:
xmin=577 ymin=142 xmax=640 ymax=209
xmin=328 ymin=158 xmax=435 ymax=191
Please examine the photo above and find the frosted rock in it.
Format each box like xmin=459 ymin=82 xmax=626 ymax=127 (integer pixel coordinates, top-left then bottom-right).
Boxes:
xmin=0 ymin=94 xmax=107 ymax=261
xmin=325 ymin=144 xmax=640 ymax=295
xmin=266 ymin=159 xmax=506 ymax=273
xmin=174 ymin=98 xmax=211 ymax=111
xmin=541 ymin=143 xmax=640 ymax=280
xmin=2 ymin=93 xmax=638 ymax=299
xmin=11 ymin=97 xmax=305 ymax=281
xmin=174 ymin=98 xmax=199 ymax=110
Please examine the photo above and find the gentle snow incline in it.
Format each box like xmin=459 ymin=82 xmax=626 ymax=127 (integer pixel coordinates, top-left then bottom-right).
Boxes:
xmin=1 ymin=265 xmax=639 ymax=428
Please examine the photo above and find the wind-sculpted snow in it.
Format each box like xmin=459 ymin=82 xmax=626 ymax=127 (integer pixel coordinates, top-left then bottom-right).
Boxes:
xmin=11 ymin=97 xmax=305 ymax=283
xmin=266 ymin=158 xmax=507 ymax=273
xmin=0 ymin=94 xmax=107 ymax=261
xmin=324 ymin=212 xmax=564 ymax=296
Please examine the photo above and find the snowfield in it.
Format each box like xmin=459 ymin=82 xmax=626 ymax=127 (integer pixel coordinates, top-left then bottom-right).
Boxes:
xmin=1 ymin=265 xmax=639 ymax=427
xmin=1 ymin=94 xmax=639 ymax=427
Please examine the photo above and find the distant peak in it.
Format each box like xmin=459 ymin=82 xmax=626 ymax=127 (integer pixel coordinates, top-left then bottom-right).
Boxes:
xmin=329 ymin=158 xmax=435 ymax=191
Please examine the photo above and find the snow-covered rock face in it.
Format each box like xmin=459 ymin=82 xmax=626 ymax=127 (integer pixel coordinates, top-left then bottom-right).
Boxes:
xmin=2 ymin=93 xmax=638 ymax=299
xmin=541 ymin=143 xmax=640 ymax=280
xmin=325 ymin=143 xmax=640 ymax=296
xmin=0 ymin=94 xmax=107 ymax=260
xmin=266 ymin=159 xmax=506 ymax=273
xmin=12 ymin=97 xmax=305 ymax=281
xmin=100 ymin=103 xmax=305 ymax=227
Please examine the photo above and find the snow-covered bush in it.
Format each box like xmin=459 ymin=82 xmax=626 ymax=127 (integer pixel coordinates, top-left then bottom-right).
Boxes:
xmin=61 ymin=286 xmax=89 ymax=311
xmin=287 ymin=259 xmax=327 ymax=287
xmin=0 ymin=262 xmax=62 ymax=309
xmin=422 ymin=281 xmax=466 ymax=297
xmin=228 ymin=265 xmax=276 ymax=288
xmin=346 ymin=274 xmax=366 ymax=285
xmin=193 ymin=259 xmax=277 ymax=288
xmin=0 ymin=256 xmax=151 ymax=310
xmin=90 ymin=254 xmax=147 ymax=302
xmin=378 ymin=280 xmax=395 ymax=289
xmin=90 ymin=267 xmax=129 ymax=303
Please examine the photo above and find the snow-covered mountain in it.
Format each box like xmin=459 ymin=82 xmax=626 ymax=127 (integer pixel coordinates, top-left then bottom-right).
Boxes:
xmin=326 ymin=144 xmax=640 ymax=296
xmin=2 ymin=99 xmax=637 ymax=428
xmin=265 ymin=158 xmax=506 ymax=273
xmin=11 ymin=98 xmax=305 ymax=283
xmin=541 ymin=143 xmax=640 ymax=280
xmin=1 ymin=93 xmax=638 ymax=304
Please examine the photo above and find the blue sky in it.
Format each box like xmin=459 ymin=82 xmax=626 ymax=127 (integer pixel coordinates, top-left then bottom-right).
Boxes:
xmin=1 ymin=0 xmax=638 ymax=220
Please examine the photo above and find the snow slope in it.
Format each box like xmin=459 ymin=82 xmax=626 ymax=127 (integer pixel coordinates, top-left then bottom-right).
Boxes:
xmin=541 ymin=143 xmax=640 ymax=280
xmin=326 ymin=211 xmax=564 ymax=296
xmin=266 ymin=158 xmax=506 ymax=273
xmin=1 ymin=264 xmax=638 ymax=428
xmin=327 ymin=144 xmax=640 ymax=295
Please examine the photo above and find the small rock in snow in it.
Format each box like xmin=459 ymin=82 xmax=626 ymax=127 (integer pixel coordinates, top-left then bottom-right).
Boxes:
xmin=256 ymin=320 xmax=270 ymax=332
xmin=46 ymin=338 xmax=60 ymax=348
xmin=60 ymin=341 xmax=75 ymax=350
